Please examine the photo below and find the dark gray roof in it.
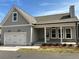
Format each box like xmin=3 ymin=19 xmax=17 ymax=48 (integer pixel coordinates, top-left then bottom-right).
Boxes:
xmin=34 ymin=13 xmax=78 ymax=24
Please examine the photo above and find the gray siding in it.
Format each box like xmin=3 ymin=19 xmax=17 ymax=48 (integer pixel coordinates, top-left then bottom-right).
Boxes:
xmin=3 ymin=9 xmax=29 ymax=26
xmin=1 ymin=26 xmax=31 ymax=45
xmin=62 ymin=26 xmax=76 ymax=42
xmin=72 ymin=26 xmax=76 ymax=39
xmin=32 ymin=28 xmax=38 ymax=43
xmin=32 ymin=28 xmax=44 ymax=42
xmin=32 ymin=28 xmax=44 ymax=43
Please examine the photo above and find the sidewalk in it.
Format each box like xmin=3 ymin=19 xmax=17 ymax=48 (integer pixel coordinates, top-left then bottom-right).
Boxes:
xmin=0 ymin=46 xmax=40 ymax=51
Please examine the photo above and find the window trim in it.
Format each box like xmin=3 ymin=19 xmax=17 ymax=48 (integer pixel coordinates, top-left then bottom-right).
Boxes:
xmin=57 ymin=28 xmax=64 ymax=39
xmin=12 ymin=12 xmax=18 ymax=22
xmin=65 ymin=27 xmax=72 ymax=39
xmin=51 ymin=28 xmax=57 ymax=39
xmin=7 ymin=30 xmax=11 ymax=32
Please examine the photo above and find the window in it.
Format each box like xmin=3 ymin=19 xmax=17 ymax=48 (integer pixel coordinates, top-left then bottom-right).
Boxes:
xmin=51 ymin=28 xmax=56 ymax=38
xmin=46 ymin=31 xmax=49 ymax=38
xmin=17 ymin=29 xmax=21 ymax=32
xmin=58 ymin=29 xmax=61 ymax=38
xmin=12 ymin=12 xmax=18 ymax=22
xmin=65 ymin=28 xmax=72 ymax=39
xmin=58 ymin=29 xmax=63 ymax=38
xmin=46 ymin=29 xmax=50 ymax=38
xmin=8 ymin=30 xmax=11 ymax=32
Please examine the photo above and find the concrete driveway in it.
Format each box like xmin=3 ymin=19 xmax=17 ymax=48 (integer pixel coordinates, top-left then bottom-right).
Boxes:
xmin=0 ymin=51 xmax=79 ymax=59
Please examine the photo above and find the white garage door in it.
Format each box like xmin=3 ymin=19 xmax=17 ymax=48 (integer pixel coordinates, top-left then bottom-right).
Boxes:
xmin=4 ymin=32 xmax=27 ymax=45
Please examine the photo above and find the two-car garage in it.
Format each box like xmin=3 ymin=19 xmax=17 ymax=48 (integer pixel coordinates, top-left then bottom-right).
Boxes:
xmin=4 ymin=32 xmax=27 ymax=45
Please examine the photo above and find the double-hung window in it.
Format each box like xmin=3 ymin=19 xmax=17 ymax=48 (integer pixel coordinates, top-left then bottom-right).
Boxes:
xmin=58 ymin=29 xmax=63 ymax=38
xmin=51 ymin=28 xmax=56 ymax=38
xmin=58 ymin=29 xmax=61 ymax=38
xmin=65 ymin=28 xmax=72 ymax=39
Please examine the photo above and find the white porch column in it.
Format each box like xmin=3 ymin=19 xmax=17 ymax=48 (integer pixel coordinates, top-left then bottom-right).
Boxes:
xmin=60 ymin=26 xmax=63 ymax=44
xmin=44 ymin=27 xmax=47 ymax=43
xmin=30 ymin=26 xmax=33 ymax=43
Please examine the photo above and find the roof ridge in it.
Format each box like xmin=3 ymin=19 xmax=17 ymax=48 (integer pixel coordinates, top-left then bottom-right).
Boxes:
xmin=34 ymin=13 xmax=69 ymax=17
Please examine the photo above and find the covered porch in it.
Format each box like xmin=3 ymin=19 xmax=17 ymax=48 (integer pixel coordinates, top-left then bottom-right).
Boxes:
xmin=33 ymin=23 xmax=76 ymax=45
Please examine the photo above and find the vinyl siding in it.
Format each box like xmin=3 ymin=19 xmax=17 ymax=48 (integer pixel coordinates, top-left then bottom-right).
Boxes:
xmin=3 ymin=9 xmax=29 ymax=26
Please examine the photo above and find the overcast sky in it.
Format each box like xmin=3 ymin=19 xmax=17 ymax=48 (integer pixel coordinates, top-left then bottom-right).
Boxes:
xmin=0 ymin=0 xmax=79 ymax=22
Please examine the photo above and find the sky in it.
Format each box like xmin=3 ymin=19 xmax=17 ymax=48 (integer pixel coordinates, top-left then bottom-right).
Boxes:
xmin=0 ymin=0 xmax=79 ymax=22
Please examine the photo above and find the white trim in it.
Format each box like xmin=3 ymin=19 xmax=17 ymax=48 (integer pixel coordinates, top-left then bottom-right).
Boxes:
xmin=46 ymin=28 xmax=50 ymax=41
xmin=44 ymin=27 xmax=47 ymax=43
xmin=30 ymin=27 xmax=33 ymax=43
xmin=2 ymin=24 xmax=32 ymax=27
xmin=57 ymin=28 xmax=64 ymax=39
xmin=71 ymin=27 xmax=72 ymax=39
xmin=51 ymin=28 xmax=57 ymax=39
xmin=12 ymin=12 xmax=18 ymax=22
xmin=65 ymin=27 xmax=72 ymax=39
xmin=62 ymin=42 xmax=76 ymax=44
xmin=60 ymin=26 xmax=63 ymax=44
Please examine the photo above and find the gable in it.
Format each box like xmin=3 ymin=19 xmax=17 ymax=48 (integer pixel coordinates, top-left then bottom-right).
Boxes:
xmin=3 ymin=8 xmax=29 ymax=26
xmin=1 ymin=6 xmax=37 ymax=26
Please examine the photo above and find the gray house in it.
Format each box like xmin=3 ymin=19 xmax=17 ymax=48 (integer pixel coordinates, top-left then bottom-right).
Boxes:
xmin=0 ymin=5 xmax=79 ymax=46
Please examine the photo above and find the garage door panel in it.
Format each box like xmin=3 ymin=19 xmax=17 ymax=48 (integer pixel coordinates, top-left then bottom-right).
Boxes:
xmin=4 ymin=32 xmax=27 ymax=45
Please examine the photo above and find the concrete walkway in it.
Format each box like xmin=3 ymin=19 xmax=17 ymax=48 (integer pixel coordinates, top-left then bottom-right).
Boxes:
xmin=0 ymin=46 xmax=40 ymax=51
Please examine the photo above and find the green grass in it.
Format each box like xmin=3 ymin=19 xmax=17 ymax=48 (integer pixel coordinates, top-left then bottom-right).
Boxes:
xmin=18 ymin=47 xmax=79 ymax=53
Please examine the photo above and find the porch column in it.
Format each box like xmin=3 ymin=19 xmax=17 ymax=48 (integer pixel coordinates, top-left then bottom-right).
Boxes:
xmin=60 ymin=26 xmax=63 ymax=44
xmin=76 ymin=22 xmax=78 ymax=44
xmin=44 ymin=27 xmax=47 ymax=43
xmin=30 ymin=26 xmax=33 ymax=44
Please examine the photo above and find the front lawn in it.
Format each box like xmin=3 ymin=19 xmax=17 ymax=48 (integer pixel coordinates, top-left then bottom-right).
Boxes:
xmin=18 ymin=47 xmax=79 ymax=53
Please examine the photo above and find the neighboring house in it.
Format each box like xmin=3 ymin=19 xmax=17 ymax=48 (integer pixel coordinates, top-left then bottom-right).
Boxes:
xmin=0 ymin=5 xmax=79 ymax=46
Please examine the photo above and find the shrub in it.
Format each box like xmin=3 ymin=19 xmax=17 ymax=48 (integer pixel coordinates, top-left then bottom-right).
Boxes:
xmin=62 ymin=44 xmax=67 ymax=47
xmin=53 ymin=43 xmax=60 ymax=46
xmin=47 ymin=44 xmax=52 ymax=46
xmin=42 ymin=43 xmax=53 ymax=46
xmin=68 ymin=44 xmax=73 ymax=47
xmin=41 ymin=43 xmax=47 ymax=46
xmin=31 ymin=43 xmax=34 ymax=46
